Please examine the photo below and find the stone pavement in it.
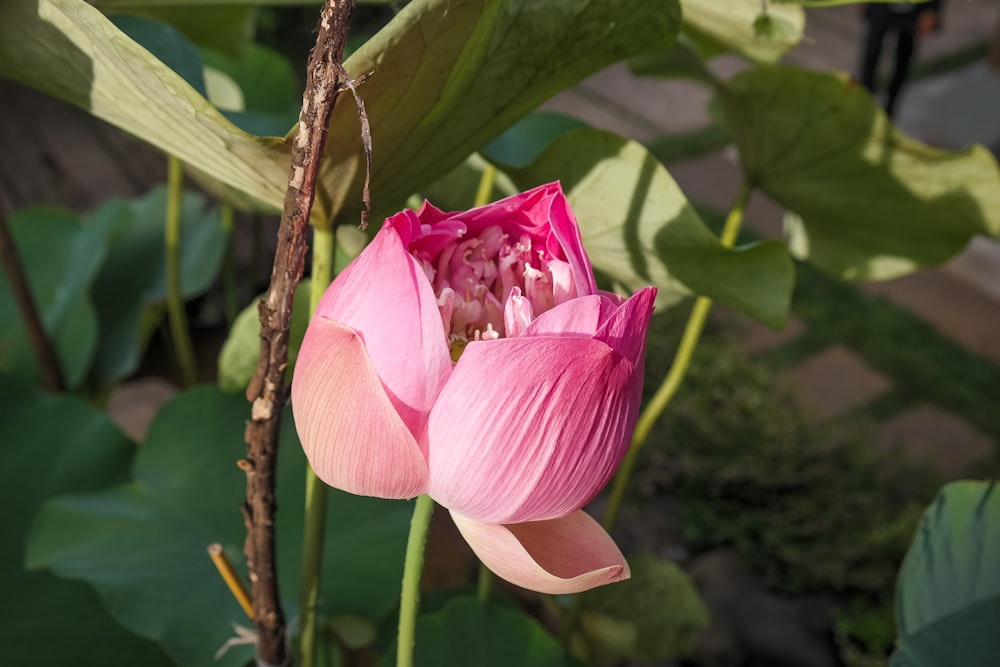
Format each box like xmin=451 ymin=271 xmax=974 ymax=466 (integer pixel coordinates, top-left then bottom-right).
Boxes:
xmin=543 ymin=3 xmax=1000 ymax=479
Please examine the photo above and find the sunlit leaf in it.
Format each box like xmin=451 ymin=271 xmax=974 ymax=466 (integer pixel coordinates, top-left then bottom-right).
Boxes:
xmin=891 ymin=481 xmax=1000 ymax=667
xmin=681 ymin=0 xmax=804 ymax=62
xmin=506 ymin=129 xmax=793 ymax=328
xmin=27 ymin=387 xmax=412 ymax=667
xmin=0 ymin=374 xmax=166 ymax=666
xmin=313 ymin=0 xmax=682 ymax=224
xmin=0 ymin=0 xmax=290 ymax=211
xmin=719 ymin=65 xmax=1000 ymax=280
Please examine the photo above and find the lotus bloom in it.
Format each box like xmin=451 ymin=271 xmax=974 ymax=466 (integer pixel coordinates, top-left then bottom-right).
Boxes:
xmin=292 ymin=182 xmax=655 ymax=594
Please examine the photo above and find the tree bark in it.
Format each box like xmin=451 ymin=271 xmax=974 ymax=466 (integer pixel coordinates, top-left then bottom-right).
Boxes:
xmin=241 ymin=2 xmax=357 ymax=664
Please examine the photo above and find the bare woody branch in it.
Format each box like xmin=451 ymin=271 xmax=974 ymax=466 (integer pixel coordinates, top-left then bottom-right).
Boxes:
xmin=241 ymin=1 xmax=357 ymax=664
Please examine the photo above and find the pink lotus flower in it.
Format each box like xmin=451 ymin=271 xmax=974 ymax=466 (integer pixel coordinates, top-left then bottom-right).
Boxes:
xmin=292 ymin=182 xmax=655 ymax=594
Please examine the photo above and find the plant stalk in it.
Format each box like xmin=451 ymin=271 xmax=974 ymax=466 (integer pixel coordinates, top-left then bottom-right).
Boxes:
xmin=397 ymin=495 xmax=435 ymax=667
xmin=0 ymin=211 xmax=64 ymax=392
xmin=165 ymin=155 xmax=198 ymax=387
xmin=602 ymin=182 xmax=752 ymax=531
xmin=299 ymin=226 xmax=335 ymax=667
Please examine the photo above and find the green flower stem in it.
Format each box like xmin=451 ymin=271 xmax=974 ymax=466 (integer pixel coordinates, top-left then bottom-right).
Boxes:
xmin=164 ymin=156 xmax=198 ymax=387
xmin=601 ymin=182 xmax=752 ymax=532
xmin=220 ymin=204 xmax=238 ymax=325
xmin=300 ymin=226 xmax=335 ymax=667
xmin=476 ymin=562 xmax=492 ymax=602
xmin=474 ymin=163 xmax=497 ymax=207
xmin=397 ymin=494 xmax=435 ymax=667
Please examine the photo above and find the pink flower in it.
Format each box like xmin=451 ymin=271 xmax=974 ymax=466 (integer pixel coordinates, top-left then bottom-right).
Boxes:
xmin=291 ymin=182 xmax=655 ymax=594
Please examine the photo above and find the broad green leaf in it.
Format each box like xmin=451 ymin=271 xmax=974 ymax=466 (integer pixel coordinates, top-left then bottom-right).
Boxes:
xmin=316 ymin=0 xmax=683 ymax=224
xmin=0 ymin=208 xmax=106 ymax=388
xmin=0 ymin=374 xmax=166 ymax=666
xmin=0 ymin=0 xmax=290 ymax=211
xmin=202 ymin=44 xmax=301 ymax=137
xmin=378 ymin=596 xmax=578 ymax=667
xmin=575 ymin=554 xmax=709 ymax=661
xmin=217 ymin=279 xmax=311 ymax=393
xmin=27 ymin=386 xmax=412 ymax=667
xmin=506 ymin=129 xmax=793 ymax=328
xmin=891 ymin=481 xmax=1000 ymax=667
xmin=110 ymin=13 xmax=207 ymax=95
xmin=719 ymin=65 xmax=1000 ymax=280
xmin=681 ymin=0 xmax=804 ymax=62
xmin=1 ymin=0 xmax=681 ymax=222
xmin=86 ymin=186 xmax=228 ymax=388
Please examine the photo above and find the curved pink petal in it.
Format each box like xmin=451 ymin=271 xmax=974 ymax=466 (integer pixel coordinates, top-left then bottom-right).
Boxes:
xmin=594 ymin=286 xmax=656 ymax=367
xmin=291 ymin=318 xmax=429 ymax=499
xmin=315 ymin=223 xmax=453 ymax=436
xmin=522 ymin=294 xmax=610 ymax=338
xmin=545 ymin=183 xmax=598 ymax=297
xmin=451 ymin=510 xmax=630 ymax=594
xmin=426 ymin=337 xmax=640 ymax=524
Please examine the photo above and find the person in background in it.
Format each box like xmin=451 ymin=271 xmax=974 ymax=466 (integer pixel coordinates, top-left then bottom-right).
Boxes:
xmin=859 ymin=1 xmax=944 ymax=118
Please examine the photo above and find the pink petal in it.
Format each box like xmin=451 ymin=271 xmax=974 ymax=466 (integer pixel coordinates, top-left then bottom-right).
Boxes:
xmin=314 ymin=223 xmax=453 ymax=436
xmin=451 ymin=510 xmax=630 ymax=594
xmin=544 ymin=183 xmax=599 ymax=297
xmin=426 ymin=336 xmax=641 ymax=524
xmin=593 ymin=286 xmax=656 ymax=367
xmin=291 ymin=318 xmax=429 ymax=499
xmin=522 ymin=294 xmax=605 ymax=337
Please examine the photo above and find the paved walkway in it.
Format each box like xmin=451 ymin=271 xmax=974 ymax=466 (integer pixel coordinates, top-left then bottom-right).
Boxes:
xmin=543 ymin=2 xmax=1000 ymax=479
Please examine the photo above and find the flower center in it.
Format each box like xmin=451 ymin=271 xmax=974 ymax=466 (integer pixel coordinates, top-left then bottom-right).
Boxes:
xmin=411 ymin=224 xmax=575 ymax=348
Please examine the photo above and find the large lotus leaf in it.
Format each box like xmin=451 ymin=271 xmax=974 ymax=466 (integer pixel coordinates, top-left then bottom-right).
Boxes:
xmin=0 ymin=374 xmax=167 ymax=666
xmin=505 ymin=129 xmax=793 ymax=328
xmin=890 ymin=481 xmax=1000 ymax=667
xmin=217 ymin=279 xmax=311 ymax=393
xmin=575 ymin=554 xmax=709 ymax=662
xmin=26 ymin=386 xmax=412 ymax=667
xmin=84 ymin=186 xmax=227 ymax=387
xmin=314 ymin=0 xmax=682 ymax=225
xmin=0 ymin=207 xmax=106 ymax=389
xmin=378 ymin=596 xmax=577 ymax=667
xmin=1 ymin=0 xmax=681 ymax=223
xmin=719 ymin=65 xmax=1000 ymax=280
xmin=0 ymin=0 xmax=289 ymax=211
xmin=681 ymin=0 xmax=804 ymax=63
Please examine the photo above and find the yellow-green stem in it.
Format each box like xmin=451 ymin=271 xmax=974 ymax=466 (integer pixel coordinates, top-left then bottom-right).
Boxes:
xmin=220 ymin=204 xmax=238 ymax=325
xmin=476 ymin=563 xmax=492 ymax=602
xmin=474 ymin=163 xmax=497 ymax=207
xmin=164 ymin=156 xmax=198 ymax=387
xmin=601 ymin=182 xmax=752 ymax=532
xmin=397 ymin=495 xmax=435 ymax=667
xmin=300 ymin=226 xmax=336 ymax=667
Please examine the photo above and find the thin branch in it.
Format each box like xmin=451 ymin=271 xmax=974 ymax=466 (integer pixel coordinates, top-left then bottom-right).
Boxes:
xmin=0 ymin=211 xmax=64 ymax=392
xmin=241 ymin=1 xmax=357 ymax=665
